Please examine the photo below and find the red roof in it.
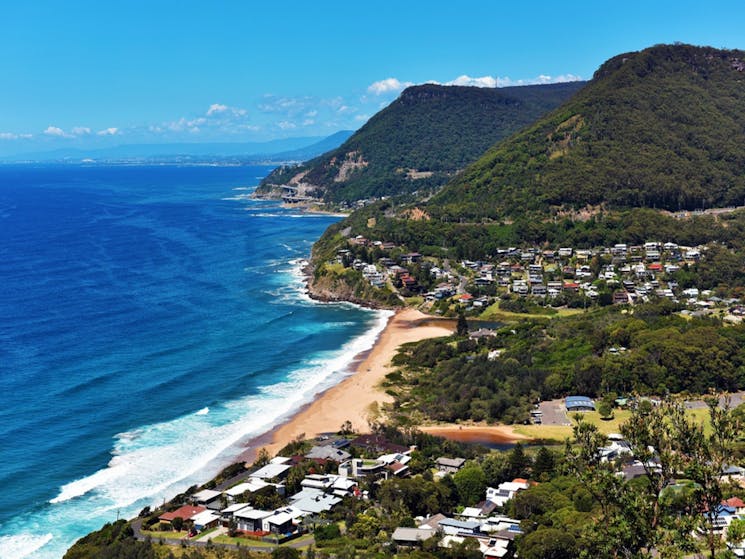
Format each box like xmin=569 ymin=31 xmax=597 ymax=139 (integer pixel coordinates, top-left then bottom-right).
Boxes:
xmin=159 ymin=505 xmax=206 ymax=522
xmin=725 ymin=497 xmax=745 ymax=508
xmin=460 ymin=293 xmax=474 ymax=300
xmin=648 ymin=263 xmax=662 ymax=270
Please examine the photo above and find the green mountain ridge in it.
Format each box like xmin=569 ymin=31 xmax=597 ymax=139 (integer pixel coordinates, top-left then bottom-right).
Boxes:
xmin=255 ymin=81 xmax=585 ymax=203
xmin=430 ymin=43 xmax=745 ymax=220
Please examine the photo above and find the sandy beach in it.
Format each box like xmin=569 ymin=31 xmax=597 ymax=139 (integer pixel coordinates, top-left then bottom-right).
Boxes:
xmin=420 ymin=424 xmax=530 ymax=445
xmin=241 ymin=308 xmax=453 ymax=461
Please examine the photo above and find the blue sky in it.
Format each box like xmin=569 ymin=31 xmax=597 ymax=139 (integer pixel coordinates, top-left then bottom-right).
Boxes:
xmin=1 ymin=0 xmax=744 ymax=154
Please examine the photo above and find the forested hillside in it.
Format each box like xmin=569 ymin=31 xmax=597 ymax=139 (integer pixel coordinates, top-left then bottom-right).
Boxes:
xmin=431 ymin=44 xmax=745 ymax=219
xmin=256 ymin=81 xmax=584 ymax=202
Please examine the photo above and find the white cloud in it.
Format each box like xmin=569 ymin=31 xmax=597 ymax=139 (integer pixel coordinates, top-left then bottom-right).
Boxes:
xmin=44 ymin=125 xmax=69 ymax=137
xmin=277 ymin=121 xmax=297 ymax=130
xmin=367 ymin=73 xmax=582 ymax=95
xmin=367 ymin=78 xmax=414 ymax=95
xmin=302 ymin=119 xmax=315 ymax=126
xmin=97 ymin=127 xmax=119 ymax=136
xmin=445 ymin=75 xmax=498 ymax=88
xmin=495 ymin=73 xmax=582 ymax=87
xmin=235 ymin=123 xmax=260 ymax=132
xmin=207 ymin=103 xmax=247 ymax=117
xmin=258 ymin=95 xmax=315 ymax=116
xmin=0 ymin=132 xmax=32 ymax=140
xmin=354 ymin=114 xmax=370 ymax=122
xmin=207 ymin=103 xmax=228 ymax=115
xmin=71 ymin=126 xmax=91 ymax=136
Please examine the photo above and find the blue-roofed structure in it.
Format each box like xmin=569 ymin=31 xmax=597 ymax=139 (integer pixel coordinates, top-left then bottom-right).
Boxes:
xmin=565 ymin=395 xmax=595 ymax=411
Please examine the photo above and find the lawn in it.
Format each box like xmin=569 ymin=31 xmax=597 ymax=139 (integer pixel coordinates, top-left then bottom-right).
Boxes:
xmin=141 ymin=529 xmax=188 ymax=540
xmin=213 ymin=535 xmax=275 ymax=547
xmin=514 ymin=407 xmax=715 ymax=442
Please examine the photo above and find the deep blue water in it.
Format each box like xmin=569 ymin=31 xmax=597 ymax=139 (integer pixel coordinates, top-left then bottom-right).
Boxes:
xmin=0 ymin=164 xmax=385 ymax=558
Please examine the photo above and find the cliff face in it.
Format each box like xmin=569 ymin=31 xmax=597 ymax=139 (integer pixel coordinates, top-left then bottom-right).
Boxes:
xmin=306 ymin=270 xmax=400 ymax=309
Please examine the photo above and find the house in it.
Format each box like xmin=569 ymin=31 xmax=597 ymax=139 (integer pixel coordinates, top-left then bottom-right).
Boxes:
xmin=191 ymin=510 xmax=221 ymax=532
xmin=191 ymin=489 xmax=223 ymax=510
xmin=469 ymin=328 xmax=496 ymax=340
xmin=480 ymin=536 xmax=512 ymax=558
xmin=289 ymin=488 xmax=342 ymax=514
xmin=486 ymin=479 xmax=529 ymax=507
xmin=351 ymin=434 xmax=408 ymax=455
xmin=439 ymin=517 xmax=482 ymax=536
xmin=234 ymin=508 xmax=273 ymax=532
xmin=458 ymin=506 xmax=487 ymax=520
xmin=305 ymin=445 xmax=351 ymax=462
xmin=721 ymin=464 xmax=745 ymax=480
xmin=435 ymin=457 xmax=466 ymax=474
xmin=159 ymin=505 xmax=206 ymax=526
xmin=565 ymin=395 xmax=596 ymax=412
xmin=613 ymin=291 xmax=630 ymax=304
xmin=227 ymin=478 xmax=286 ymax=500
xmin=220 ymin=503 xmax=251 ymax=526
xmin=392 ymin=527 xmax=436 ymax=546
xmin=481 ymin=516 xmax=522 ymax=534
xmin=704 ymin=504 xmax=737 ymax=532
xmin=265 ymin=511 xmax=295 ymax=535
xmin=339 ymin=458 xmax=387 ymax=478
xmin=724 ymin=497 xmax=745 ymax=515
xmin=418 ymin=513 xmax=447 ymax=530
xmin=401 ymin=252 xmax=422 ymax=264
xmin=251 ymin=462 xmax=292 ymax=480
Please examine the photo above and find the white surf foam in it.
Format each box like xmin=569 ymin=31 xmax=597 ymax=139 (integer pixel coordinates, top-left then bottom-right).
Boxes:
xmin=47 ymin=303 xmax=391 ymax=518
xmin=0 ymin=533 xmax=54 ymax=559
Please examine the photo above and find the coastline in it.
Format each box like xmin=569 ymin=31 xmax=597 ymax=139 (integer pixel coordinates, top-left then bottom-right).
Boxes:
xmin=238 ymin=308 xmax=453 ymax=462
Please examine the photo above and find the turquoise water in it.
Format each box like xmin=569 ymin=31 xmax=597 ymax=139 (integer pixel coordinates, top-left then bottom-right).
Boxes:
xmin=0 ymin=164 xmax=386 ymax=558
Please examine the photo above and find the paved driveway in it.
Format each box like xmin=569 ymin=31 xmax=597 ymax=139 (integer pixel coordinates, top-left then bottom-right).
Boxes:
xmin=538 ymin=399 xmax=571 ymax=426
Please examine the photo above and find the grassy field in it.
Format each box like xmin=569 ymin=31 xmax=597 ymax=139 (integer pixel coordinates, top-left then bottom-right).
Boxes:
xmin=478 ymin=300 xmax=583 ymax=322
xmin=514 ymin=407 xmax=714 ymax=442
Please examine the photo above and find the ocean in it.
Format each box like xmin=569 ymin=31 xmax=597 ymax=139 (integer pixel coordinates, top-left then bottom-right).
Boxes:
xmin=0 ymin=164 xmax=386 ymax=559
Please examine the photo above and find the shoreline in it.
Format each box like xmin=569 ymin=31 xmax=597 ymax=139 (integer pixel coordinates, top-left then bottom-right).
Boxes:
xmin=419 ymin=423 xmax=531 ymax=445
xmin=237 ymin=307 xmax=454 ymax=463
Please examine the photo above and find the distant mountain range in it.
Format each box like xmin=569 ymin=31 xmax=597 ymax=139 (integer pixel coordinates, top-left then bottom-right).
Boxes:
xmin=255 ymin=81 xmax=585 ymax=202
xmin=1 ymin=130 xmax=354 ymax=163
xmin=430 ymin=44 xmax=745 ymax=220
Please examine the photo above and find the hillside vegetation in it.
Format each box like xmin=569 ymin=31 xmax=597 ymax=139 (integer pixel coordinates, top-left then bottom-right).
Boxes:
xmin=256 ymin=81 xmax=584 ymax=203
xmin=431 ymin=44 xmax=745 ymax=220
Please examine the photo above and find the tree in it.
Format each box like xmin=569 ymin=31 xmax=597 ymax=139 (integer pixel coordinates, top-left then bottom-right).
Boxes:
xmin=562 ymin=397 xmax=741 ymax=558
xmin=453 ymin=463 xmax=487 ymax=506
xmin=457 ymin=312 xmax=468 ymax=336
xmin=532 ymin=447 xmax=556 ymax=480
xmin=507 ymin=442 xmax=532 ymax=479
xmin=728 ymin=518 xmax=745 ymax=548
xmin=253 ymin=447 xmax=271 ymax=468
xmin=518 ymin=527 xmax=578 ymax=559
xmin=597 ymin=401 xmax=614 ymax=420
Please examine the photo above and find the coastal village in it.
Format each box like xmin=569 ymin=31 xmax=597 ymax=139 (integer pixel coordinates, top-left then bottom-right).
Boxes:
xmin=137 ymin=432 xmax=533 ymax=556
xmin=136 ymin=415 xmax=745 ymax=558
xmin=336 ymin=234 xmax=745 ymax=321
